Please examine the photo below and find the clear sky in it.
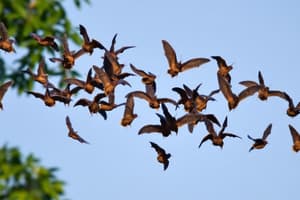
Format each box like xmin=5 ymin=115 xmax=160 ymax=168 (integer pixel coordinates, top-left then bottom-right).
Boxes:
xmin=1 ymin=0 xmax=300 ymax=199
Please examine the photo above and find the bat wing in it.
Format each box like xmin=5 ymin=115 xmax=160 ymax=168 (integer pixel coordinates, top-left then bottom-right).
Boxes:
xmin=74 ymin=99 xmax=91 ymax=107
xmin=27 ymin=91 xmax=44 ymax=100
xmin=0 ymin=22 xmax=8 ymax=40
xmin=115 ymin=46 xmax=135 ymax=55
xmin=262 ymin=123 xmax=272 ymax=140
xmin=222 ymin=132 xmax=242 ymax=139
xmin=65 ymin=116 xmax=74 ymax=132
xmin=181 ymin=58 xmax=210 ymax=71
xmin=158 ymin=98 xmax=177 ymax=106
xmin=163 ymin=159 xmax=169 ymax=171
xmin=198 ymin=134 xmax=213 ymax=148
xmin=127 ymin=91 xmax=152 ymax=103
xmin=79 ymin=24 xmax=90 ymax=43
xmin=91 ymin=39 xmax=105 ymax=49
xmin=37 ymin=58 xmax=47 ymax=76
xmin=0 ymin=80 xmax=13 ymax=100
xmin=139 ymin=125 xmax=163 ymax=135
xmin=258 ymin=71 xmax=265 ymax=86
xmin=239 ymin=80 xmax=259 ymax=87
xmin=288 ymin=124 xmax=300 ymax=144
xmin=64 ymin=78 xmax=86 ymax=88
xmin=150 ymin=141 xmax=166 ymax=155
xmin=268 ymin=90 xmax=290 ymax=101
xmin=247 ymin=134 xmax=256 ymax=141
xmin=218 ymin=116 xmax=228 ymax=135
xmin=211 ymin=56 xmax=227 ymax=69
xmin=123 ymin=95 xmax=135 ymax=116
xmin=61 ymin=34 xmax=71 ymax=54
xmin=130 ymin=63 xmax=147 ymax=77
xmin=162 ymin=40 xmax=178 ymax=72
xmin=217 ymin=73 xmax=237 ymax=102
xmin=238 ymin=85 xmax=260 ymax=102
xmin=172 ymin=87 xmax=189 ymax=102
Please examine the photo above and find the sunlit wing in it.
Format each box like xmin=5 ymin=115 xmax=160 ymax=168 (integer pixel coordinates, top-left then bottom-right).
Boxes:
xmin=138 ymin=124 xmax=164 ymax=135
xmin=181 ymin=58 xmax=210 ymax=71
xmin=239 ymin=80 xmax=259 ymax=87
xmin=162 ymin=40 xmax=178 ymax=72
xmin=0 ymin=80 xmax=13 ymax=100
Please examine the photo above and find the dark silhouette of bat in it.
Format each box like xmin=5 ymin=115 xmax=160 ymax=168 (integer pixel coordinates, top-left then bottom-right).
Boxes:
xmin=150 ymin=141 xmax=171 ymax=170
xmin=247 ymin=123 xmax=272 ymax=152
xmin=65 ymin=116 xmax=89 ymax=144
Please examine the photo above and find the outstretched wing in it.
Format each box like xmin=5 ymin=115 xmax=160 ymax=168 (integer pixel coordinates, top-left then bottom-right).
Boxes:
xmin=219 ymin=116 xmax=228 ymax=134
xmin=262 ymin=123 xmax=272 ymax=140
xmin=258 ymin=71 xmax=265 ymax=86
xmin=238 ymin=85 xmax=260 ymax=102
xmin=208 ymin=88 xmax=220 ymax=98
xmin=247 ymin=134 xmax=256 ymax=141
xmin=204 ymin=119 xmax=217 ymax=137
xmin=211 ymin=56 xmax=227 ymax=69
xmin=74 ymin=98 xmax=91 ymax=107
xmin=204 ymin=114 xmax=221 ymax=127
xmin=94 ymin=93 xmax=106 ymax=103
xmin=163 ymin=160 xmax=169 ymax=171
xmin=93 ymin=65 xmax=113 ymax=95
xmin=65 ymin=116 xmax=74 ymax=132
xmin=146 ymin=83 xmax=156 ymax=97
xmin=0 ymin=80 xmax=13 ymax=101
xmin=37 ymin=58 xmax=47 ymax=76
xmin=172 ymin=87 xmax=189 ymax=102
xmin=74 ymin=135 xmax=89 ymax=144
xmin=239 ymin=80 xmax=259 ymax=88
xmin=109 ymin=33 xmax=117 ymax=52
xmin=138 ymin=125 xmax=163 ymax=135
xmin=130 ymin=63 xmax=148 ymax=77
xmin=0 ymin=22 xmax=8 ymax=40
xmin=217 ymin=73 xmax=236 ymax=102
xmin=183 ymin=84 xmax=194 ymax=97
xmin=115 ymin=46 xmax=135 ymax=55
xmin=288 ymin=124 xmax=300 ymax=144
xmin=61 ymin=34 xmax=70 ymax=54
xmin=268 ymin=90 xmax=290 ymax=101
xmin=181 ymin=58 xmax=210 ymax=72
xmin=158 ymin=98 xmax=177 ymax=106
xmin=127 ymin=91 xmax=152 ymax=103
xmin=162 ymin=40 xmax=178 ymax=72
xmin=123 ymin=95 xmax=135 ymax=116
xmin=222 ymin=132 xmax=242 ymax=139
xmin=282 ymin=92 xmax=295 ymax=108
xmin=79 ymin=24 xmax=90 ymax=43
xmin=27 ymin=91 xmax=44 ymax=100
xmin=64 ymin=78 xmax=86 ymax=88
xmin=150 ymin=141 xmax=166 ymax=155
xmin=198 ymin=134 xmax=213 ymax=148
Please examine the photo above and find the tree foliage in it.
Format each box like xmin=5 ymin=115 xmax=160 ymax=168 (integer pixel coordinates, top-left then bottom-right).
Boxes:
xmin=0 ymin=0 xmax=90 ymax=93
xmin=0 ymin=145 xmax=65 ymax=200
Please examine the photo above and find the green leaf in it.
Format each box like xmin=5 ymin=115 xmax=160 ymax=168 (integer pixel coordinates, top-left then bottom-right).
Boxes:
xmin=0 ymin=145 xmax=65 ymax=199
xmin=0 ymin=0 xmax=89 ymax=94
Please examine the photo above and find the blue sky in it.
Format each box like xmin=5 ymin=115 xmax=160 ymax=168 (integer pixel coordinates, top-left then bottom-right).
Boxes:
xmin=1 ymin=0 xmax=300 ymax=199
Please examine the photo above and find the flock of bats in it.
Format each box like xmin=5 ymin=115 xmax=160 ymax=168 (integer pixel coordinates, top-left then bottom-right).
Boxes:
xmin=1 ymin=21 xmax=300 ymax=170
